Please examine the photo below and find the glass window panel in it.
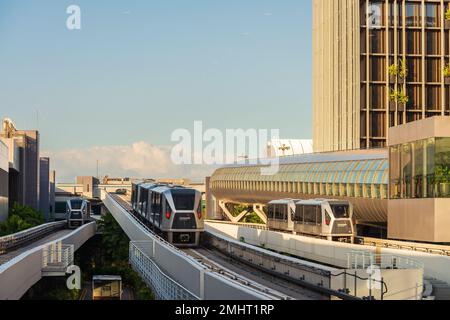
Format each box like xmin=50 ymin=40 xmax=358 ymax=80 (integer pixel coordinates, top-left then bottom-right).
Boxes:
xmin=370 ymin=30 xmax=386 ymax=54
xmin=426 ymin=59 xmax=441 ymax=83
xmin=427 ymin=31 xmax=441 ymax=55
xmin=406 ymin=30 xmax=422 ymax=54
xmin=426 ymin=86 xmax=442 ymax=111
xmin=406 ymin=3 xmax=421 ymax=27
xmin=370 ymin=57 xmax=386 ymax=82
xmin=401 ymin=143 xmax=413 ymax=198
xmin=426 ymin=3 xmax=440 ymax=28
xmin=407 ymin=58 xmax=422 ymax=82
xmin=413 ymin=140 xmax=425 ymax=198
xmin=435 ymin=138 xmax=450 ymax=197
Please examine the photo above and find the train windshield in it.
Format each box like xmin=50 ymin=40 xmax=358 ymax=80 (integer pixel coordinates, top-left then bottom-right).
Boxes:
xmin=171 ymin=190 xmax=196 ymax=210
xmin=70 ymin=199 xmax=83 ymax=210
xmin=330 ymin=204 xmax=350 ymax=219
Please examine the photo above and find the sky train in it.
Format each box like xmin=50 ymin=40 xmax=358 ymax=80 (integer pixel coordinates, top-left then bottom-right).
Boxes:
xmin=131 ymin=182 xmax=204 ymax=247
xmin=267 ymin=199 xmax=354 ymax=242
xmin=66 ymin=198 xmax=91 ymax=229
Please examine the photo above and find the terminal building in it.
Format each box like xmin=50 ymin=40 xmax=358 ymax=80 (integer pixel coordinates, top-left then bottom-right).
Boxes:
xmin=209 ymin=116 xmax=450 ymax=244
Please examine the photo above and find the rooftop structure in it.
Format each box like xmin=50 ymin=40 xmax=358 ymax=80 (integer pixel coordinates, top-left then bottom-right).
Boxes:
xmin=267 ymin=139 xmax=313 ymax=158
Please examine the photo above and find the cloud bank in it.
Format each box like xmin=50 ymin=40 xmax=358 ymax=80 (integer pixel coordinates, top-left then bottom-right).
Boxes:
xmin=42 ymin=141 xmax=217 ymax=183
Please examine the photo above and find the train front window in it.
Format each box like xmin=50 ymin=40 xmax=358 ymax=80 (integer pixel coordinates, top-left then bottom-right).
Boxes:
xmin=330 ymin=204 xmax=350 ymax=219
xmin=70 ymin=200 xmax=83 ymax=210
xmin=70 ymin=211 xmax=82 ymax=219
xmin=171 ymin=190 xmax=196 ymax=210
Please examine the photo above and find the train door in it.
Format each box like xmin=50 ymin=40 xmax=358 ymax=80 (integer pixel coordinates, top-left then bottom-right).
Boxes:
xmin=302 ymin=205 xmax=322 ymax=236
xmin=156 ymin=193 xmax=163 ymax=228
xmin=131 ymin=184 xmax=137 ymax=210
xmin=321 ymin=206 xmax=333 ymax=238
xmin=86 ymin=201 xmax=91 ymax=221
xmin=287 ymin=202 xmax=295 ymax=231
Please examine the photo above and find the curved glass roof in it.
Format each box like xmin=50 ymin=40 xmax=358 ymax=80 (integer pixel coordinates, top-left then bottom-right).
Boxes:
xmin=211 ymin=158 xmax=389 ymax=185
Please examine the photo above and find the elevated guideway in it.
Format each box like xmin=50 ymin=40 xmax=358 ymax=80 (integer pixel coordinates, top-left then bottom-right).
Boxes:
xmin=0 ymin=222 xmax=97 ymax=300
xmin=205 ymin=221 xmax=450 ymax=297
xmin=104 ymin=192 xmax=424 ymax=300
xmin=103 ymin=192 xmax=293 ymax=300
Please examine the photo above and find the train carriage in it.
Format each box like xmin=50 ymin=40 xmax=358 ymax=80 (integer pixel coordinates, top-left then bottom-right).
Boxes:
xmin=266 ymin=198 xmax=355 ymax=242
xmin=131 ymin=182 xmax=204 ymax=247
xmin=66 ymin=198 xmax=91 ymax=229
xmin=267 ymin=199 xmax=297 ymax=232
xmin=293 ymin=199 xmax=354 ymax=242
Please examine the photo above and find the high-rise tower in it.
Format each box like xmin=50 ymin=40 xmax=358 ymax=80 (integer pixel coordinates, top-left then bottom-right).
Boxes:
xmin=313 ymin=0 xmax=450 ymax=152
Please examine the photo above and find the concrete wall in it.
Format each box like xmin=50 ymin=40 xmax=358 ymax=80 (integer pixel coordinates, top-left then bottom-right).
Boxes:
xmin=389 ymin=199 xmax=450 ymax=243
xmin=0 ymin=222 xmax=96 ymax=300
xmin=388 ymin=116 xmax=450 ymax=147
xmin=206 ymin=222 xmax=450 ymax=285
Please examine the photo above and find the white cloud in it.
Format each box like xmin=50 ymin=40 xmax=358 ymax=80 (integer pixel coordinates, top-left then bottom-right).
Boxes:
xmin=123 ymin=10 xmax=131 ymax=15
xmin=264 ymin=13 xmax=273 ymax=16
xmin=42 ymin=141 xmax=217 ymax=183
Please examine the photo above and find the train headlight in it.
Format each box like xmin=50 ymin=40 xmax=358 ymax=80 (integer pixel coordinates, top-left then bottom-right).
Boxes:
xmin=165 ymin=211 xmax=172 ymax=219
xmin=325 ymin=212 xmax=331 ymax=226
xmin=197 ymin=204 xmax=202 ymax=220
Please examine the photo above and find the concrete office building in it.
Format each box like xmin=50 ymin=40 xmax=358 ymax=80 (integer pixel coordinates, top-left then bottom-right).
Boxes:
xmin=0 ymin=119 xmax=40 ymax=211
xmin=313 ymin=0 xmax=450 ymax=152
xmin=39 ymin=157 xmax=50 ymax=221
xmin=49 ymin=170 xmax=56 ymax=220
xmin=0 ymin=140 xmax=8 ymax=222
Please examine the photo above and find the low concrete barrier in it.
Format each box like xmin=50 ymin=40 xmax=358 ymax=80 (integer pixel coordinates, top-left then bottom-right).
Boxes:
xmin=0 ymin=222 xmax=97 ymax=300
xmin=205 ymin=222 xmax=449 ymax=286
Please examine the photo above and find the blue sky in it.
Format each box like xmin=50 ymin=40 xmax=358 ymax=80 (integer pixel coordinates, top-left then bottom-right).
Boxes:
xmin=0 ymin=0 xmax=313 ymax=180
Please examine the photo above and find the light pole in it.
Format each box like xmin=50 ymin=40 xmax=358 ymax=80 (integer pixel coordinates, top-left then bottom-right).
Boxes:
xmin=278 ymin=144 xmax=291 ymax=156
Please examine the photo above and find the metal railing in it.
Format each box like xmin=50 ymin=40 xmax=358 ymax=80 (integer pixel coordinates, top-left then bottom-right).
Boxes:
xmin=42 ymin=243 xmax=74 ymax=273
xmin=205 ymin=219 xmax=269 ymax=230
xmin=0 ymin=221 xmax=67 ymax=254
xmin=347 ymin=250 xmax=424 ymax=270
xmin=129 ymin=241 xmax=199 ymax=300
xmin=356 ymin=237 xmax=450 ymax=256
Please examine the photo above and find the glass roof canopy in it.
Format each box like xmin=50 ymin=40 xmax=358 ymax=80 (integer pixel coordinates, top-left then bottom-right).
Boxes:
xmin=212 ymin=158 xmax=389 ymax=186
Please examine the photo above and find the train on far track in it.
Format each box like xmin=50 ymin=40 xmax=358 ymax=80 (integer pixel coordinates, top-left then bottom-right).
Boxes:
xmin=267 ymin=198 xmax=355 ymax=243
xmin=131 ymin=182 xmax=204 ymax=247
xmin=66 ymin=198 xmax=91 ymax=229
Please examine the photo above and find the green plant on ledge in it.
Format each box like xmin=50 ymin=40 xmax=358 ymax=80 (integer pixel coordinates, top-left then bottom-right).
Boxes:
xmin=397 ymin=90 xmax=409 ymax=105
xmin=388 ymin=63 xmax=399 ymax=77
xmin=398 ymin=58 xmax=408 ymax=79
xmin=445 ymin=8 xmax=450 ymax=21
xmin=390 ymin=89 xmax=409 ymax=106
xmin=444 ymin=64 xmax=450 ymax=78
xmin=389 ymin=89 xmax=399 ymax=102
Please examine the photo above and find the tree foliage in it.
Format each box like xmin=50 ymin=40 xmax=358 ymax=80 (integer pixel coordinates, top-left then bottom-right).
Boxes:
xmin=0 ymin=203 xmax=45 ymax=236
xmin=76 ymin=212 xmax=154 ymax=300
xmin=97 ymin=212 xmax=129 ymax=261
